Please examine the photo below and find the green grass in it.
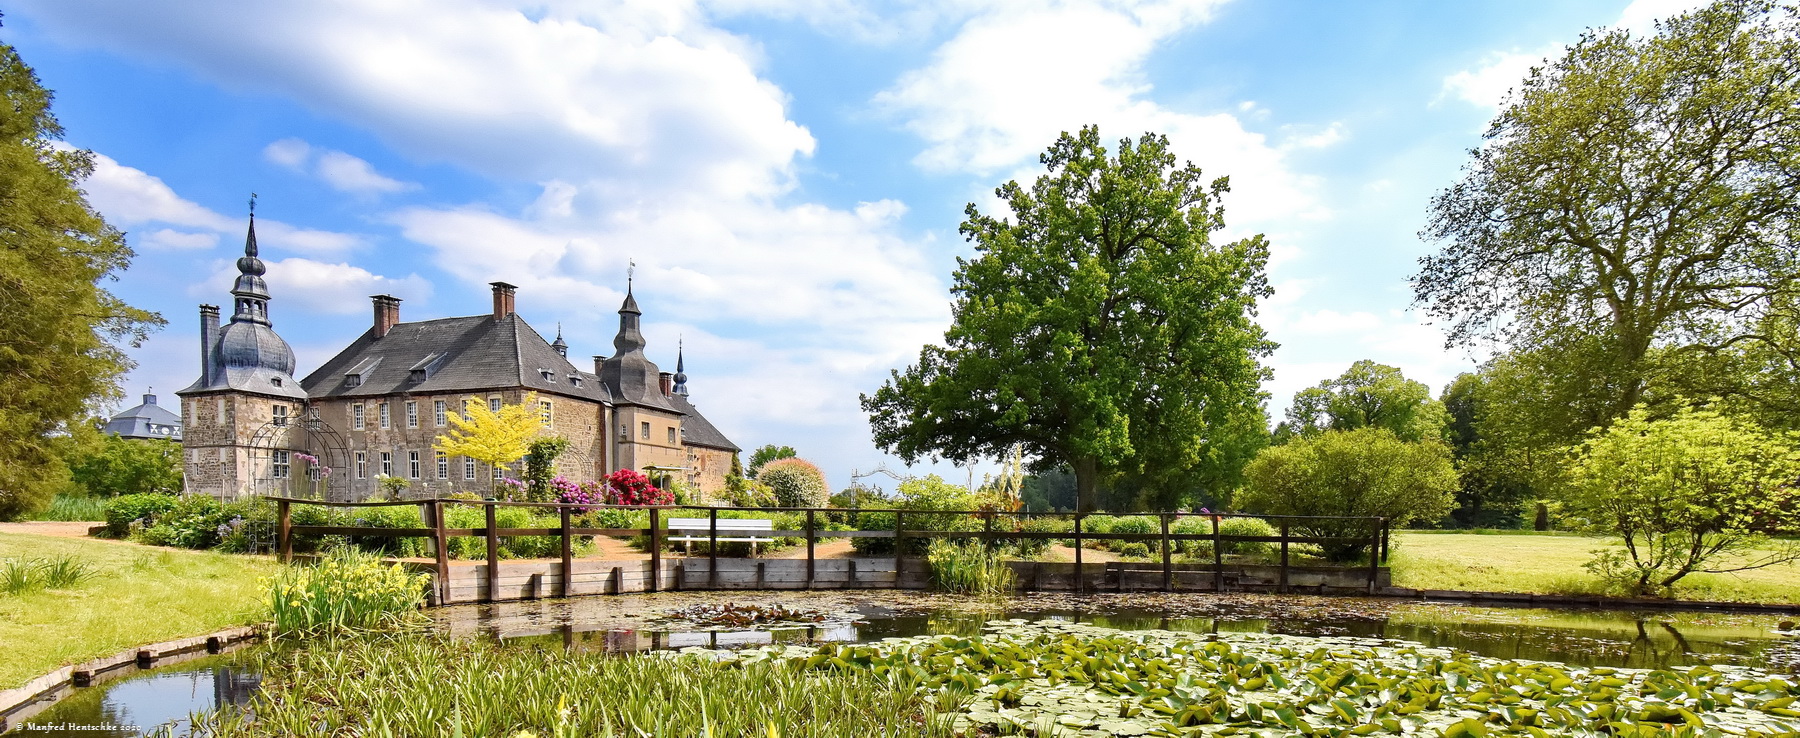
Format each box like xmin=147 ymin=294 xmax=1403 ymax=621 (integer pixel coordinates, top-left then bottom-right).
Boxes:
xmin=0 ymin=532 xmax=276 ymax=688
xmin=1389 ymin=531 xmax=1800 ymax=604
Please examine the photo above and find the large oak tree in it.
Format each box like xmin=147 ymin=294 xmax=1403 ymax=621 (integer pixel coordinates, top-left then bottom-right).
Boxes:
xmin=1414 ymin=0 xmax=1800 ymax=441
xmin=0 ymin=31 xmax=161 ymax=519
xmin=863 ymin=127 xmax=1275 ymax=511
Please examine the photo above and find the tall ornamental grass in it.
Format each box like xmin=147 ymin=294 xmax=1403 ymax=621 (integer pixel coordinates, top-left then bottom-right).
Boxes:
xmin=196 ymin=635 xmax=952 ymax=737
xmin=926 ymin=539 xmax=1016 ymax=597
xmin=268 ymin=547 xmax=429 ymax=634
xmin=0 ymin=555 xmax=98 ymax=594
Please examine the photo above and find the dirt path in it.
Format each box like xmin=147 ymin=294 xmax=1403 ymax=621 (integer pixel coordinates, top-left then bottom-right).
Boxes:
xmin=0 ymin=521 xmax=109 ymax=539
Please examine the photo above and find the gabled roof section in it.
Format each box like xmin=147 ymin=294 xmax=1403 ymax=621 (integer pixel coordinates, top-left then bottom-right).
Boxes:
xmin=299 ymin=314 xmax=612 ymax=404
xmin=670 ymin=394 xmax=739 ymax=452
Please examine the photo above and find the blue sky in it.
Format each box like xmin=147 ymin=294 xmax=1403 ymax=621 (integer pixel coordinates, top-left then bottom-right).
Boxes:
xmin=5 ymin=0 xmax=1699 ymax=490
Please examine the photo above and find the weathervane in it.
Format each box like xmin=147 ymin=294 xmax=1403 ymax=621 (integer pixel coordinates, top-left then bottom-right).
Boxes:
xmin=628 ymin=258 xmax=635 ymax=289
xmin=249 ymin=192 xmax=257 ymax=216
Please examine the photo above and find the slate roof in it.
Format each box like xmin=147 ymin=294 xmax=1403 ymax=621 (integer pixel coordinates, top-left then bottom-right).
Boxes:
xmin=299 ymin=314 xmax=613 ymax=404
xmin=670 ymin=394 xmax=740 ymax=452
xmin=104 ymin=393 xmax=183 ymax=441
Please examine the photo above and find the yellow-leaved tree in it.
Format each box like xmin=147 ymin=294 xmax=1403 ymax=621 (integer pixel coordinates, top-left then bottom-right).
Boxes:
xmin=433 ymin=393 xmax=543 ymax=496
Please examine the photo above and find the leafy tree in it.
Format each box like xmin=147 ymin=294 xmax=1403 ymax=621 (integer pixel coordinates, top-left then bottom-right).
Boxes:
xmin=757 ymin=457 xmax=828 ymax=508
xmin=522 ymin=436 xmax=570 ymax=502
xmin=1238 ymin=427 xmax=1458 ymax=560
xmin=1286 ymin=360 xmax=1448 ymax=443
xmin=1439 ymin=372 xmax=1533 ymax=528
xmin=0 ymin=35 xmax=162 ymax=519
xmin=433 ymin=393 xmax=544 ymax=496
xmin=1415 ymin=0 xmax=1800 ymax=432
xmin=1562 ymin=404 xmax=1800 ymax=596
xmin=864 ymin=126 xmax=1275 ymax=511
xmin=65 ymin=432 xmax=183 ymax=498
xmin=1020 ymin=468 xmax=1077 ymax=512
xmin=746 ymin=444 xmax=796 ymax=479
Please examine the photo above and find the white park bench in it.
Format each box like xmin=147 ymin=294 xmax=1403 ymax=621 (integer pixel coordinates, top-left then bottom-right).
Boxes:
xmin=667 ymin=517 xmax=776 ymax=556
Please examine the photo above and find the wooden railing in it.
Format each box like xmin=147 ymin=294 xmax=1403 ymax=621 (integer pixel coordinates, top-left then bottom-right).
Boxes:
xmin=269 ymin=497 xmax=1391 ymax=603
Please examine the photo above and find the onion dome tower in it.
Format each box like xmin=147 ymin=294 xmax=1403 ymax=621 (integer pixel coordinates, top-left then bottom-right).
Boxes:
xmin=180 ymin=199 xmax=306 ymax=400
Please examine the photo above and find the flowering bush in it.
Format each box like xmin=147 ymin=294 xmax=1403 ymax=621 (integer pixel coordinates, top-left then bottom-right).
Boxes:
xmin=758 ymin=458 xmax=829 ymax=508
xmin=605 ymin=469 xmax=671 ymax=506
xmin=555 ymin=477 xmax=603 ymax=512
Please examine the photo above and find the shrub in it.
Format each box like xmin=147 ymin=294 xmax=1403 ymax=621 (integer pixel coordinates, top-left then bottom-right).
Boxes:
xmin=1239 ymin=427 xmax=1457 ymax=561
xmin=1218 ymin=517 xmax=1276 ymax=557
xmin=104 ymin=492 xmax=178 ymax=537
xmin=997 ymin=516 xmax=1067 ymax=558
xmin=759 ymin=458 xmax=829 ymax=508
xmin=1109 ymin=516 xmax=1157 ymax=536
xmin=1080 ymin=515 xmax=1119 ymax=535
xmin=1170 ymin=516 xmax=1215 ymax=558
xmin=721 ymin=477 xmax=777 ymax=507
xmin=604 ymin=469 xmax=671 ymax=506
xmin=851 ymin=475 xmax=980 ymax=555
xmin=269 ymin=547 xmax=430 ymax=634
xmin=926 ymin=540 xmax=1015 ymax=596
xmin=136 ymin=495 xmax=230 ymax=549
xmin=1116 ymin=541 xmax=1152 ymax=559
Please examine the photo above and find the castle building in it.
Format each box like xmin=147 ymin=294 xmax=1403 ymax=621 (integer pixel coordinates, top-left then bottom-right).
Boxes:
xmin=176 ymin=212 xmax=738 ymax=501
xmin=103 ymin=390 xmax=183 ymax=441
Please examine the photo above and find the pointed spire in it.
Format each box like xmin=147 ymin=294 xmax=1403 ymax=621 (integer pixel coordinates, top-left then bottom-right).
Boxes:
xmin=231 ymin=194 xmax=271 ymax=324
xmin=552 ymin=322 xmax=568 ymax=357
xmin=619 ymin=263 xmax=641 ymax=315
xmin=672 ymin=337 xmax=689 ymax=397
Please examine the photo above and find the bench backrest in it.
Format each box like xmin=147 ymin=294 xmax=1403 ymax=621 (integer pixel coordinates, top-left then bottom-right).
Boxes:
xmin=667 ymin=518 xmax=774 ymax=531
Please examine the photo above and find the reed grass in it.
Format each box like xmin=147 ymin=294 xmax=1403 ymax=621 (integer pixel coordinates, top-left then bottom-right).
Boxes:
xmin=28 ymin=494 xmax=109 ymax=521
xmin=926 ymin=539 xmax=1017 ymax=597
xmin=0 ymin=555 xmax=98 ymax=594
xmin=197 ymin=634 xmax=954 ymax=737
xmin=268 ymin=547 xmax=430 ymax=635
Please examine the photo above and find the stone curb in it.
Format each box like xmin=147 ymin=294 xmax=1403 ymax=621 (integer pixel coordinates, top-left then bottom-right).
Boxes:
xmin=0 ymin=625 xmax=261 ymax=733
xmin=1375 ymin=586 xmax=1800 ymax=614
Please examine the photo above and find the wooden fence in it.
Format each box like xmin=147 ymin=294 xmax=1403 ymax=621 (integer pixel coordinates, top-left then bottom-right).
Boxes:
xmin=269 ymin=497 xmax=1391 ymax=605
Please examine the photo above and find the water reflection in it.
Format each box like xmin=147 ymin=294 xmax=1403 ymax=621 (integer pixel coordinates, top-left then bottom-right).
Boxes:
xmin=476 ymin=604 xmax=1792 ymax=672
xmin=9 ymin=660 xmax=257 ymax=737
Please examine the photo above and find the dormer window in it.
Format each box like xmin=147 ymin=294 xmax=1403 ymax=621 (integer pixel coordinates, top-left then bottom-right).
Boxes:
xmin=345 ymin=357 xmax=381 ymax=389
xmin=408 ymin=352 xmax=446 ymax=385
xmin=568 ymin=376 xmax=582 ymax=387
xmin=539 ymin=368 xmax=555 ymax=383
xmin=270 ymin=377 xmax=283 ymax=387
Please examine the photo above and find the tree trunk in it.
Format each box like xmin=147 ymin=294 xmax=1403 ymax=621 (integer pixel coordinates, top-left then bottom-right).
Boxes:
xmin=1073 ymin=456 xmax=1099 ymax=512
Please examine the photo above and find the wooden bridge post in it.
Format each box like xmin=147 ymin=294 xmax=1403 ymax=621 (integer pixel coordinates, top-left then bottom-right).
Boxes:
xmin=1211 ymin=514 xmax=1223 ymax=592
xmin=1160 ymin=513 xmax=1172 ymax=592
xmin=559 ymin=505 xmax=573 ymax=598
xmin=484 ymin=502 xmax=499 ymax=603
xmin=893 ymin=510 xmax=905 ymax=587
xmin=805 ymin=509 xmax=816 ymax=590
xmin=433 ymin=500 xmax=450 ymax=605
xmin=1367 ymin=518 xmax=1381 ymax=594
xmin=276 ymin=498 xmax=292 ymax=564
xmin=1073 ymin=513 xmax=1084 ymax=594
xmin=708 ymin=508 xmax=718 ymax=589
xmin=1278 ymin=519 xmax=1290 ymax=594
xmin=648 ymin=507 xmax=662 ymax=593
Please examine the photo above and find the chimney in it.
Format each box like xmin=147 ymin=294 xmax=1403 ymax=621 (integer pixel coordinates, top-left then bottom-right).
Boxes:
xmin=490 ymin=281 xmax=517 ymax=321
xmin=371 ymin=294 xmax=402 ymax=338
xmin=659 ymin=371 xmax=674 ymax=397
xmin=199 ymin=304 xmax=220 ymax=387
xmin=594 ymin=355 xmax=607 ymax=375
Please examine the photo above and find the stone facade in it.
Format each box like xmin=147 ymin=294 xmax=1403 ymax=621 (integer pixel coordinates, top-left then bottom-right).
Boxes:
xmin=178 ymin=218 xmax=739 ymax=501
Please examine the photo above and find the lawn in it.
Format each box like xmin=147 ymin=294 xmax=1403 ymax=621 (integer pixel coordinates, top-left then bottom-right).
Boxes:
xmin=0 ymin=532 xmax=275 ymax=689
xmin=1389 ymin=531 xmax=1800 ymax=604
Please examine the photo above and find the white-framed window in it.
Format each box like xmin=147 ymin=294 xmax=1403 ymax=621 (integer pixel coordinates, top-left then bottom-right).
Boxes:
xmin=488 ymin=397 xmax=502 ymax=414
xmin=667 ymin=426 xmax=676 ymax=445
xmin=463 ymin=457 xmax=476 ymax=480
xmin=380 ymin=451 xmax=393 ymax=476
xmin=354 ymin=451 xmax=367 ymax=479
xmin=408 ymin=451 xmax=420 ymax=479
xmin=379 ymin=403 xmax=391 ymax=430
xmin=641 ymin=421 xmax=651 ymax=440
xmin=436 ymin=451 xmax=448 ymax=480
xmin=272 ymin=405 xmax=288 ymax=427
xmin=352 ymin=403 xmax=365 ymax=430
xmin=434 ymin=400 xmax=447 ymax=427
xmin=540 ymin=400 xmax=553 ymax=427
xmin=405 ymin=401 xmax=418 ymax=429
xmin=272 ymin=450 xmax=291 ymax=479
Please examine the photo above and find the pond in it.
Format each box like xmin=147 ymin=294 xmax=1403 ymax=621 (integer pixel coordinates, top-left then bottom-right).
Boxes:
xmin=11 ymin=592 xmax=1798 ymax=736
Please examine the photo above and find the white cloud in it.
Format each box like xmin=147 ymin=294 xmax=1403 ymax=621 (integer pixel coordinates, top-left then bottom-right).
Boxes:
xmin=263 ymin=137 xmax=312 ymax=169
xmin=138 ymin=228 xmax=218 ymax=250
xmin=1616 ymin=0 xmax=1709 ymax=37
xmin=20 ymin=0 xmax=817 ymax=198
xmin=1438 ymin=47 xmax=1555 ymax=109
xmin=263 ymin=137 xmax=417 ymax=195
xmin=193 ymin=257 xmax=433 ymax=317
xmin=873 ymin=0 xmax=1328 ymax=227
xmin=81 ymin=151 xmax=365 ymax=253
